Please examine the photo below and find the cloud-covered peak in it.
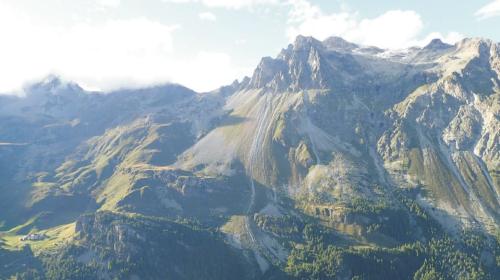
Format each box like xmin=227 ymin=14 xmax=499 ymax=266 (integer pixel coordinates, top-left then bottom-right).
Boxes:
xmin=25 ymin=74 xmax=84 ymax=96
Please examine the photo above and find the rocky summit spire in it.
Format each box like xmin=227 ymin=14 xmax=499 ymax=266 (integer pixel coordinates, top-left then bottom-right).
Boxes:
xmin=248 ymin=35 xmax=337 ymax=92
xmin=322 ymin=36 xmax=359 ymax=52
xmin=423 ymin=38 xmax=452 ymax=50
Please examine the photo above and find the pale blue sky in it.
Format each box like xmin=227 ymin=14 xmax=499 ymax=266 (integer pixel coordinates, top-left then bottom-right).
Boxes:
xmin=1 ymin=0 xmax=499 ymax=93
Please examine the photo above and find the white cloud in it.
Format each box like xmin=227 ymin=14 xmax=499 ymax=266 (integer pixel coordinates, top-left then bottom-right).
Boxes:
xmin=235 ymin=38 xmax=247 ymax=45
xmin=348 ymin=10 xmax=423 ymax=49
xmin=96 ymin=0 xmax=121 ymax=8
xmin=0 ymin=3 xmax=245 ymax=93
xmin=475 ymin=0 xmax=500 ymax=19
xmin=162 ymin=0 xmax=193 ymax=3
xmin=163 ymin=0 xmax=279 ymax=9
xmin=199 ymin=12 xmax=217 ymax=21
xmin=171 ymin=51 xmax=250 ymax=91
xmin=286 ymin=0 xmax=462 ymax=49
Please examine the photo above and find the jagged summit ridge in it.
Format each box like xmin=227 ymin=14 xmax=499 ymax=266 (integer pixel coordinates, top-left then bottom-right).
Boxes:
xmin=424 ymin=38 xmax=453 ymax=50
xmin=246 ymin=35 xmax=500 ymax=93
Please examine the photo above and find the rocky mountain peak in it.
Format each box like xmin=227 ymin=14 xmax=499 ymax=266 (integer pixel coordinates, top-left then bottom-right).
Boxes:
xmin=248 ymin=56 xmax=287 ymax=90
xmin=423 ymin=38 xmax=452 ymax=51
xmin=292 ymin=35 xmax=324 ymax=52
xmin=455 ymin=37 xmax=494 ymax=56
xmin=322 ymin=36 xmax=359 ymax=52
xmin=25 ymin=74 xmax=83 ymax=96
xmin=247 ymin=35 xmax=337 ymax=91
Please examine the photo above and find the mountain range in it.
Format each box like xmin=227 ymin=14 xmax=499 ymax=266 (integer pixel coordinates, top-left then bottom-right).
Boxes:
xmin=0 ymin=35 xmax=499 ymax=279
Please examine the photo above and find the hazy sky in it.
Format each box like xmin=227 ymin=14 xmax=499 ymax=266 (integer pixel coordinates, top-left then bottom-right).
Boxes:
xmin=1 ymin=0 xmax=500 ymax=93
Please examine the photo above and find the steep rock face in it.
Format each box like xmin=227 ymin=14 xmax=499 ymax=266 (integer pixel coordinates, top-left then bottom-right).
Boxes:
xmin=248 ymin=36 xmax=356 ymax=92
xmin=377 ymin=39 xmax=500 ymax=231
xmin=178 ymin=36 xmax=499 ymax=233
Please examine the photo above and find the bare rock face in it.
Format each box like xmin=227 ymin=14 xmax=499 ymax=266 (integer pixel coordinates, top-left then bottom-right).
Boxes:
xmin=443 ymin=106 xmax=482 ymax=150
xmin=373 ymin=38 xmax=500 ymax=231
xmin=248 ymin=36 xmax=341 ymax=92
xmin=178 ymin=36 xmax=499 ymax=233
